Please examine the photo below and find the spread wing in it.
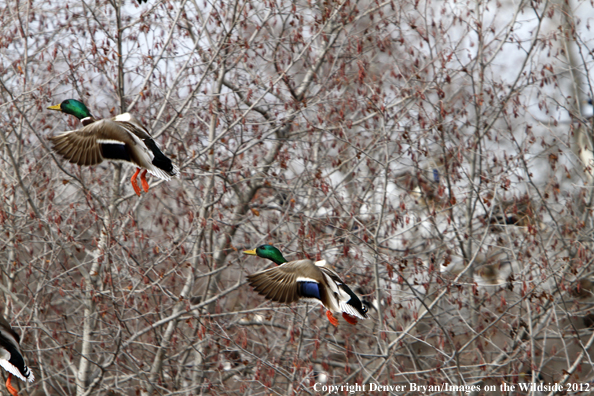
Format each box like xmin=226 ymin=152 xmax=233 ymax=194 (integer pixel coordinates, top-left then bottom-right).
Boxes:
xmin=247 ymin=259 xmax=324 ymax=304
xmin=111 ymin=113 xmax=153 ymax=140
xmin=49 ymin=119 xmax=138 ymax=166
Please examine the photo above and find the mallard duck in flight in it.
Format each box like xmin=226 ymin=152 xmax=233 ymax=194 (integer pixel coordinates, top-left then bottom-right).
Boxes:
xmin=48 ymin=99 xmax=179 ymax=196
xmin=243 ymin=245 xmax=368 ymax=326
xmin=0 ymin=314 xmax=34 ymax=396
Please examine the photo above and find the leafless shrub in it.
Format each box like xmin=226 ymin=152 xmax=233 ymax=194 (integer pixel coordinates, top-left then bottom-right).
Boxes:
xmin=1 ymin=0 xmax=594 ymax=394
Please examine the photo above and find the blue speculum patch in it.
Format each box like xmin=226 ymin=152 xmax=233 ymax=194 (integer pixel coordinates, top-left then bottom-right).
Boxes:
xmin=299 ymin=281 xmax=321 ymax=300
xmin=101 ymin=143 xmax=130 ymax=161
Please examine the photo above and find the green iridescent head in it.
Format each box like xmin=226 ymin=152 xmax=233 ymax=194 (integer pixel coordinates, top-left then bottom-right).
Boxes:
xmin=48 ymin=99 xmax=93 ymax=120
xmin=243 ymin=245 xmax=287 ymax=265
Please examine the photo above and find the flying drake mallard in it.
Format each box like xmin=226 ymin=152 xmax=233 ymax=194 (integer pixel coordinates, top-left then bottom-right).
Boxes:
xmin=0 ymin=314 xmax=34 ymax=396
xmin=243 ymin=245 xmax=368 ymax=326
xmin=48 ymin=99 xmax=179 ymax=196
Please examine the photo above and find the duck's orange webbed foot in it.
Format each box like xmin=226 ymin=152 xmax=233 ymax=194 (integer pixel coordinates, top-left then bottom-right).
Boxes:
xmin=130 ymin=168 xmax=142 ymax=196
xmin=6 ymin=374 xmax=17 ymax=396
xmin=342 ymin=312 xmax=358 ymax=325
xmin=326 ymin=311 xmax=339 ymax=327
xmin=140 ymin=169 xmax=149 ymax=192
